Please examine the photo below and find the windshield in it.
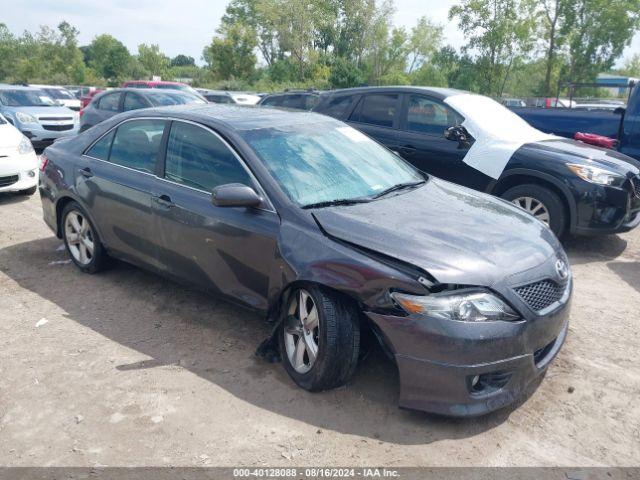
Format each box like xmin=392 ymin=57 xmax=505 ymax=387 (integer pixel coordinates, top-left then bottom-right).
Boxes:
xmin=148 ymin=92 xmax=206 ymax=106
xmin=241 ymin=120 xmax=424 ymax=207
xmin=0 ymin=89 xmax=55 ymax=107
xmin=43 ymin=88 xmax=75 ymax=100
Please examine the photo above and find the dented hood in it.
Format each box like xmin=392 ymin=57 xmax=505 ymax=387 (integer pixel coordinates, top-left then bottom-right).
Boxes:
xmin=312 ymin=179 xmax=560 ymax=287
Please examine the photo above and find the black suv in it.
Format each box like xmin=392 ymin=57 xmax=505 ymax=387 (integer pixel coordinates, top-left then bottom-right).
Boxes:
xmin=314 ymin=86 xmax=640 ymax=237
xmin=258 ymin=90 xmax=320 ymax=111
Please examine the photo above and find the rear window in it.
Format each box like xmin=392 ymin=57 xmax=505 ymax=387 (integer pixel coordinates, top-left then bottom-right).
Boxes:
xmin=147 ymin=92 xmax=205 ymax=106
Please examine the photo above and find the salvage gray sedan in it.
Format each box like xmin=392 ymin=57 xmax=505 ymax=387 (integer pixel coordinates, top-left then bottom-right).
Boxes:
xmin=39 ymin=104 xmax=572 ymax=416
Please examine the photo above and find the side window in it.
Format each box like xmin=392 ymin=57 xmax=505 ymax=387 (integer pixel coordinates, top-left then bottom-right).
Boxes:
xmin=305 ymin=95 xmax=319 ymax=110
xmin=353 ymin=94 xmax=398 ymax=128
xmin=109 ymin=120 xmax=166 ymax=173
xmin=97 ymin=93 xmax=121 ymax=112
xmin=281 ymin=95 xmax=304 ymax=109
xmin=86 ymin=130 xmax=115 ymax=160
xmin=320 ymin=95 xmax=355 ymax=118
xmin=261 ymin=96 xmax=282 ymax=107
xmin=164 ymin=122 xmax=252 ymax=192
xmin=406 ymin=95 xmax=463 ymax=134
xmin=123 ymin=93 xmax=148 ymax=111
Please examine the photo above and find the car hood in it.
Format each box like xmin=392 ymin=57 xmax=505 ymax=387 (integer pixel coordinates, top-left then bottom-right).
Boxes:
xmin=312 ymin=179 xmax=561 ymax=287
xmin=0 ymin=122 xmax=23 ymax=148
xmin=523 ymin=139 xmax=640 ymax=176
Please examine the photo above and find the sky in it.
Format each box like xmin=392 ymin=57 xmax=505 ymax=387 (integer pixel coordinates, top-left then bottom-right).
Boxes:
xmin=1 ymin=0 xmax=639 ymax=67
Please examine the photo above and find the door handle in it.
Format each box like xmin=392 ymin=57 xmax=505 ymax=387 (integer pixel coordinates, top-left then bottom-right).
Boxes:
xmin=79 ymin=167 xmax=93 ymax=178
xmin=153 ymin=194 xmax=174 ymax=208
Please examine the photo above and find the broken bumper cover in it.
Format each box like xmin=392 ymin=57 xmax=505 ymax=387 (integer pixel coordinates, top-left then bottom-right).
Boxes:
xmin=365 ymin=296 xmax=570 ymax=417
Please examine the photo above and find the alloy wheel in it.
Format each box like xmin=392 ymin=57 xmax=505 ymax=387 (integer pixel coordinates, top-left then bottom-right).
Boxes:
xmin=64 ymin=210 xmax=95 ymax=266
xmin=512 ymin=196 xmax=550 ymax=225
xmin=284 ymin=289 xmax=320 ymax=374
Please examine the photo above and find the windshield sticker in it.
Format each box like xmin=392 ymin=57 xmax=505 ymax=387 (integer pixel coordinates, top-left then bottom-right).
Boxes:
xmin=336 ymin=126 xmax=370 ymax=143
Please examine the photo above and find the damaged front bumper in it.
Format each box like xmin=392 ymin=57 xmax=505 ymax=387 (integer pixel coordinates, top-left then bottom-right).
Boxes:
xmin=365 ymin=293 xmax=571 ymax=417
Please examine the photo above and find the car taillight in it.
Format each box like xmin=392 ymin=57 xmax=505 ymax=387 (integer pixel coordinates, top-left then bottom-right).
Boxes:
xmin=39 ymin=155 xmax=49 ymax=172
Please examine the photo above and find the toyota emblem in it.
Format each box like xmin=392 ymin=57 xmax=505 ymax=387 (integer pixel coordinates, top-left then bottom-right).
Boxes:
xmin=555 ymin=259 xmax=569 ymax=280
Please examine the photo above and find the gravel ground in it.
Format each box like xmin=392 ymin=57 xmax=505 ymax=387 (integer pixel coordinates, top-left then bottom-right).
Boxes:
xmin=0 ymin=192 xmax=639 ymax=467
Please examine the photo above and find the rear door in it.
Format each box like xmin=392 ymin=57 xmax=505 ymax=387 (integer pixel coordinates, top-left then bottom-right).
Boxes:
xmin=346 ymin=93 xmax=403 ymax=152
xmin=151 ymin=120 xmax=279 ymax=310
xmin=398 ymin=93 xmax=489 ymax=190
xmin=79 ymin=118 xmax=167 ymax=270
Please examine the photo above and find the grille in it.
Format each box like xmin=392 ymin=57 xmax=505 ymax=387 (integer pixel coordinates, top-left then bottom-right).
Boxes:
xmin=38 ymin=116 xmax=73 ymax=121
xmin=514 ymin=279 xmax=565 ymax=312
xmin=633 ymin=177 xmax=640 ymax=198
xmin=0 ymin=175 xmax=19 ymax=187
xmin=42 ymin=124 xmax=74 ymax=131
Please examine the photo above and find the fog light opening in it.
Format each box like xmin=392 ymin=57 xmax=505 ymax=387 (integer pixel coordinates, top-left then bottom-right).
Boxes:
xmin=469 ymin=371 xmax=512 ymax=395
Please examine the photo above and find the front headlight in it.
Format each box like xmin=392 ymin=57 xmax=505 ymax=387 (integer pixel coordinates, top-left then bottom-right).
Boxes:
xmin=391 ymin=290 xmax=520 ymax=322
xmin=567 ymin=163 xmax=625 ymax=186
xmin=17 ymin=136 xmax=34 ymax=155
xmin=15 ymin=111 xmax=38 ymax=124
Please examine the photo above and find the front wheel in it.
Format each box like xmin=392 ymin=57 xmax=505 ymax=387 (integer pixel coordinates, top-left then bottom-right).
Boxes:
xmin=501 ymin=184 xmax=566 ymax=238
xmin=279 ymin=285 xmax=360 ymax=392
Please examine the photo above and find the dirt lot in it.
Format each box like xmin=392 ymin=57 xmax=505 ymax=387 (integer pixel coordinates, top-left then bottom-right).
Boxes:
xmin=0 ymin=192 xmax=639 ymax=468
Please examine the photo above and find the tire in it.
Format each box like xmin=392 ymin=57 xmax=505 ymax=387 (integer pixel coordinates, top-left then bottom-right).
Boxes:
xmin=279 ymin=284 xmax=360 ymax=392
xmin=20 ymin=186 xmax=37 ymax=196
xmin=61 ymin=201 xmax=109 ymax=273
xmin=501 ymin=184 xmax=566 ymax=238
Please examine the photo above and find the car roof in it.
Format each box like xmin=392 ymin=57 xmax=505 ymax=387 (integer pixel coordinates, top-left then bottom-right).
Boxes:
xmin=125 ymin=80 xmax=185 ymax=86
xmin=321 ymin=86 xmax=468 ymax=100
xmin=95 ymin=88 xmax=195 ymax=97
xmin=0 ymin=84 xmax=39 ymax=91
xmin=123 ymin=103 xmax=334 ymax=131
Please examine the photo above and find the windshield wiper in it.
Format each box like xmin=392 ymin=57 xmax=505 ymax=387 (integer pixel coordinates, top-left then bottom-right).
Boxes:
xmin=370 ymin=180 xmax=426 ymax=199
xmin=302 ymin=197 xmax=372 ymax=209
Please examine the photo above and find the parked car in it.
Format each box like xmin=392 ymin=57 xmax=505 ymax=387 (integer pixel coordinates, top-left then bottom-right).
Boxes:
xmin=29 ymin=85 xmax=82 ymax=111
xmin=0 ymin=85 xmax=79 ymax=150
xmin=197 ymin=89 xmax=261 ymax=105
xmin=314 ymin=86 xmax=640 ymax=237
xmin=501 ymin=98 xmax=526 ymax=108
xmin=258 ymin=90 xmax=320 ymax=111
xmin=513 ymin=83 xmax=640 ymax=161
xmin=80 ymin=88 xmax=206 ymax=131
xmin=121 ymin=80 xmax=205 ymax=100
xmin=40 ymin=104 xmax=571 ymax=416
xmin=0 ymin=113 xmax=39 ymax=195
xmin=80 ymin=88 xmax=104 ymax=109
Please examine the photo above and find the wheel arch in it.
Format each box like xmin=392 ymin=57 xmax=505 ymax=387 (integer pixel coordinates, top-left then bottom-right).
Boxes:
xmin=487 ymin=169 xmax=577 ymax=232
xmin=54 ymin=194 xmax=106 ymax=243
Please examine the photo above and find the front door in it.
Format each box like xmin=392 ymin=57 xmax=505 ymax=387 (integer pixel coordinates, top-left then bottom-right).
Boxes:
xmin=152 ymin=120 xmax=279 ymax=311
xmin=398 ymin=93 xmax=492 ymax=191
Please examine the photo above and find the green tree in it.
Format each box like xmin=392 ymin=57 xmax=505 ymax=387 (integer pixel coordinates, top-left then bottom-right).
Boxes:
xmin=203 ymin=22 xmax=257 ymax=80
xmin=86 ymin=34 xmax=131 ymax=82
xmin=328 ymin=56 xmax=364 ymax=88
xmin=449 ymin=0 xmax=536 ymax=95
xmin=407 ymin=16 xmax=443 ymax=73
xmin=170 ymin=54 xmax=195 ymax=67
xmin=137 ymin=43 xmax=170 ymax=77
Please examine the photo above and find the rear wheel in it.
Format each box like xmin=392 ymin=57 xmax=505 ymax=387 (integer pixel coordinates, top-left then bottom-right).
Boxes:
xmin=61 ymin=202 xmax=108 ymax=273
xmin=501 ymin=184 xmax=566 ymax=238
xmin=279 ymin=285 xmax=360 ymax=392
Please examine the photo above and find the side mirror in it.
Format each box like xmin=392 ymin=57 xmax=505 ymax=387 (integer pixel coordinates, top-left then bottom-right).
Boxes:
xmin=614 ymin=106 xmax=626 ymax=115
xmin=212 ymin=183 xmax=263 ymax=208
xmin=444 ymin=126 xmax=471 ymax=149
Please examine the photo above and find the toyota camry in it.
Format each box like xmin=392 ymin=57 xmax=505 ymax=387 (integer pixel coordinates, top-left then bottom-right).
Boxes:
xmin=39 ymin=104 xmax=572 ymax=416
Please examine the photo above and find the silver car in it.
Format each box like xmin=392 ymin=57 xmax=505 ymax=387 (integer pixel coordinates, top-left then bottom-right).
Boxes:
xmin=0 ymin=85 xmax=79 ymax=150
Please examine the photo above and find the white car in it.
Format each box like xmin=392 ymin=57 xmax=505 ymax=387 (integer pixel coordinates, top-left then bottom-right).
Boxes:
xmin=0 ymin=114 xmax=39 ymax=195
xmin=29 ymin=85 xmax=82 ymax=111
